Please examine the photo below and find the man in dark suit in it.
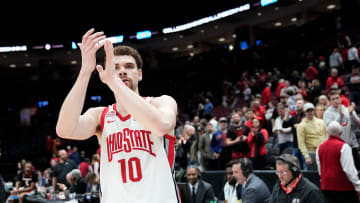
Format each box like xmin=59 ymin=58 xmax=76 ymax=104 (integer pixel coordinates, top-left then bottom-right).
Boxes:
xmin=179 ymin=165 xmax=216 ymax=203
xmin=232 ymin=158 xmax=270 ymax=203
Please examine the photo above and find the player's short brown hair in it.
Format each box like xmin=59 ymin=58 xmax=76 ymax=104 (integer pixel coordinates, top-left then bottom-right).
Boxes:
xmin=113 ymin=45 xmax=143 ymax=69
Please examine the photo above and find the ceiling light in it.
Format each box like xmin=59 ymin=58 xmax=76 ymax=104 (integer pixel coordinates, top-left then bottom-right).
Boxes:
xmin=44 ymin=43 xmax=51 ymax=51
xmin=187 ymin=44 xmax=194 ymax=49
xmin=179 ymin=35 xmax=183 ymax=39
xmin=163 ymin=37 xmax=167 ymax=41
xmin=257 ymin=12 xmax=262 ymax=16
xmin=291 ymin=17 xmax=297 ymax=22
xmin=218 ymin=37 xmax=225 ymax=42
xmin=228 ymin=44 xmax=234 ymax=51
xmin=25 ymin=63 xmax=31 ymax=67
xmin=9 ymin=64 xmax=16 ymax=68
xmin=327 ymin=4 xmax=336 ymax=10
xmin=70 ymin=60 xmax=77 ymax=65
xmin=232 ymin=34 xmax=237 ymax=38
xmin=274 ymin=7 xmax=279 ymax=11
xmin=274 ymin=22 xmax=282 ymax=27
xmin=172 ymin=47 xmax=179 ymax=51
xmin=189 ymin=52 xmax=194 ymax=57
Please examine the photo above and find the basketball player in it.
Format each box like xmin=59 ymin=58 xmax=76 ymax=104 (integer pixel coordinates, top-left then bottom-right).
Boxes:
xmin=56 ymin=28 xmax=180 ymax=203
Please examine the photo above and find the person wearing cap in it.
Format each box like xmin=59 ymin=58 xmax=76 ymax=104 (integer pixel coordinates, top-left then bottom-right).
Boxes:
xmin=209 ymin=117 xmax=228 ymax=170
xmin=316 ymin=121 xmax=360 ymax=203
xmin=296 ymin=102 xmax=326 ymax=170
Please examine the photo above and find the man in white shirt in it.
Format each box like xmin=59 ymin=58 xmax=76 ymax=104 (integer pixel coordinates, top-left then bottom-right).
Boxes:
xmin=273 ymin=103 xmax=293 ymax=154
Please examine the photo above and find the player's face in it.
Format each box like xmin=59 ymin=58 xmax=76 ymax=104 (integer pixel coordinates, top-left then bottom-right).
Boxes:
xmin=113 ymin=55 xmax=142 ymax=91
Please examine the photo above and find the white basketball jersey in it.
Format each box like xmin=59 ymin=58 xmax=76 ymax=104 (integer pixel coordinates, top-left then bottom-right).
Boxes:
xmin=99 ymin=98 xmax=181 ymax=203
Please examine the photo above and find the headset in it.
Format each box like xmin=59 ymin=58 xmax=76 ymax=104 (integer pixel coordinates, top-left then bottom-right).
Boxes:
xmin=276 ymin=155 xmax=300 ymax=178
xmin=239 ymin=158 xmax=253 ymax=178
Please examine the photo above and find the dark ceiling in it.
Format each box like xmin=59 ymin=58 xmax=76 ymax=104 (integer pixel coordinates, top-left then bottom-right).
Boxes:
xmin=0 ymin=1 xmax=247 ymax=44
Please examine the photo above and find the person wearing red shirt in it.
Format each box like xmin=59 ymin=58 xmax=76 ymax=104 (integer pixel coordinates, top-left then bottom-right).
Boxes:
xmin=305 ymin=63 xmax=318 ymax=81
xmin=250 ymin=99 xmax=266 ymax=125
xmin=276 ymin=79 xmax=287 ymax=100
xmin=79 ymin=158 xmax=91 ymax=178
xmin=261 ymin=82 xmax=272 ymax=106
xmin=247 ymin=118 xmax=268 ymax=170
xmin=326 ymin=68 xmax=344 ymax=91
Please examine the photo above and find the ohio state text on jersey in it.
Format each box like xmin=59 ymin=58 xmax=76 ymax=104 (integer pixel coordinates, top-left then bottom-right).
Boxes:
xmin=99 ymin=98 xmax=180 ymax=203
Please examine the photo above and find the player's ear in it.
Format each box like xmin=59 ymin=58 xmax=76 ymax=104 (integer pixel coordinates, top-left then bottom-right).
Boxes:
xmin=138 ymin=68 xmax=143 ymax=82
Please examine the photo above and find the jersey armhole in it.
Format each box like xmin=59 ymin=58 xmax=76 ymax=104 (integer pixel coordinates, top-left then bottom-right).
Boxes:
xmin=100 ymin=107 xmax=110 ymax=132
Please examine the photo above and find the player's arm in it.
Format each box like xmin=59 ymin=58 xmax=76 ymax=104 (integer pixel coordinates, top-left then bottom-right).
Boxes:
xmin=96 ymin=40 xmax=177 ymax=136
xmin=56 ymin=28 xmax=106 ymax=140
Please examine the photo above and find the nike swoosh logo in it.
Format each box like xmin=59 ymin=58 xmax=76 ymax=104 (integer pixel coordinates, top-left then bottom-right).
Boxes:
xmin=107 ymin=120 xmax=115 ymax=124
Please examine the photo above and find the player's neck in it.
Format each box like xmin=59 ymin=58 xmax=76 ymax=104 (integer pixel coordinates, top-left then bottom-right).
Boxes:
xmin=116 ymin=103 xmax=129 ymax=116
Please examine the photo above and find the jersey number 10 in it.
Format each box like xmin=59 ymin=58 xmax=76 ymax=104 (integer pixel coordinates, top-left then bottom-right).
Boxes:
xmin=118 ymin=157 xmax=142 ymax=183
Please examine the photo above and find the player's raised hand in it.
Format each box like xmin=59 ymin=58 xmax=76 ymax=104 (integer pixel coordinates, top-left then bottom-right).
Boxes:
xmin=96 ymin=40 xmax=120 ymax=87
xmin=78 ymin=28 xmax=106 ymax=74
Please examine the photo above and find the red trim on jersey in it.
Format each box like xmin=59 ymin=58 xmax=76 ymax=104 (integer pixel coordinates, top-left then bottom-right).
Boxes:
xmin=164 ymin=134 xmax=176 ymax=167
xmin=100 ymin=107 xmax=109 ymax=132
xmin=113 ymin=104 xmax=131 ymax=121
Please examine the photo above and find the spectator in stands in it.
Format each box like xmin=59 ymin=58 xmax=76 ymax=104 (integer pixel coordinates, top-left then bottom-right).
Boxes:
xmin=273 ymin=103 xmax=293 ymax=154
xmin=17 ymin=159 xmax=26 ymax=176
xmin=203 ymin=98 xmax=213 ymax=120
xmin=179 ymin=165 xmax=216 ymax=203
xmin=57 ymin=169 xmax=87 ymax=194
xmin=326 ymin=68 xmax=344 ymax=91
xmin=247 ymin=118 xmax=268 ymax=169
xmin=296 ymin=103 xmax=327 ymax=170
xmin=269 ymin=154 xmax=325 ymax=203
xmin=51 ymin=149 xmax=77 ymax=193
xmin=10 ymin=161 xmax=37 ymax=203
xmin=297 ymin=79 xmax=308 ymax=100
xmin=314 ymin=104 xmax=326 ymax=119
xmin=276 ymin=79 xmax=287 ymax=100
xmin=307 ymin=79 xmax=322 ymax=103
xmin=79 ymin=158 xmax=91 ymax=178
xmin=243 ymin=83 xmax=252 ymax=104
xmin=38 ymin=168 xmax=52 ymax=188
xmin=305 ymin=62 xmax=318 ymax=81
xmin=250 ymin=99 xmax=266 ymax=125
xmin=91 ymin=153 xmax=100 ymax=178
xmin=283 ymin=99 xmax=306 ymax=169
xmin=232 ymin=158 xmax=270 ymax=203
xmin=329 ymin=48 xmax=344 ymax=71
xmin=324 ymin=90 xmax=360 ymax=169
xmin=348 ymin=63 xmax=360 ymax=110
xmin=317 ymin=95 xmax=329 ymax=109
xmin=85 ymin=172 xmax=100 ymax=194
xmin=226 ymin=112 xmax=251 ymax=161
xmin=68 ymin=146 xmax=80 ymax=165
xmin=208 ymin=118 xmax=226 ymax=170
xmin=347 ymin=44 xmax=360 ymax=72
xmin=222 ymin=161 xmax=237 ymax=203
xmin=316 ymin=121 xmax=360 ymax=203
xmin=261 ymin=82 xmax=271 ymax=106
